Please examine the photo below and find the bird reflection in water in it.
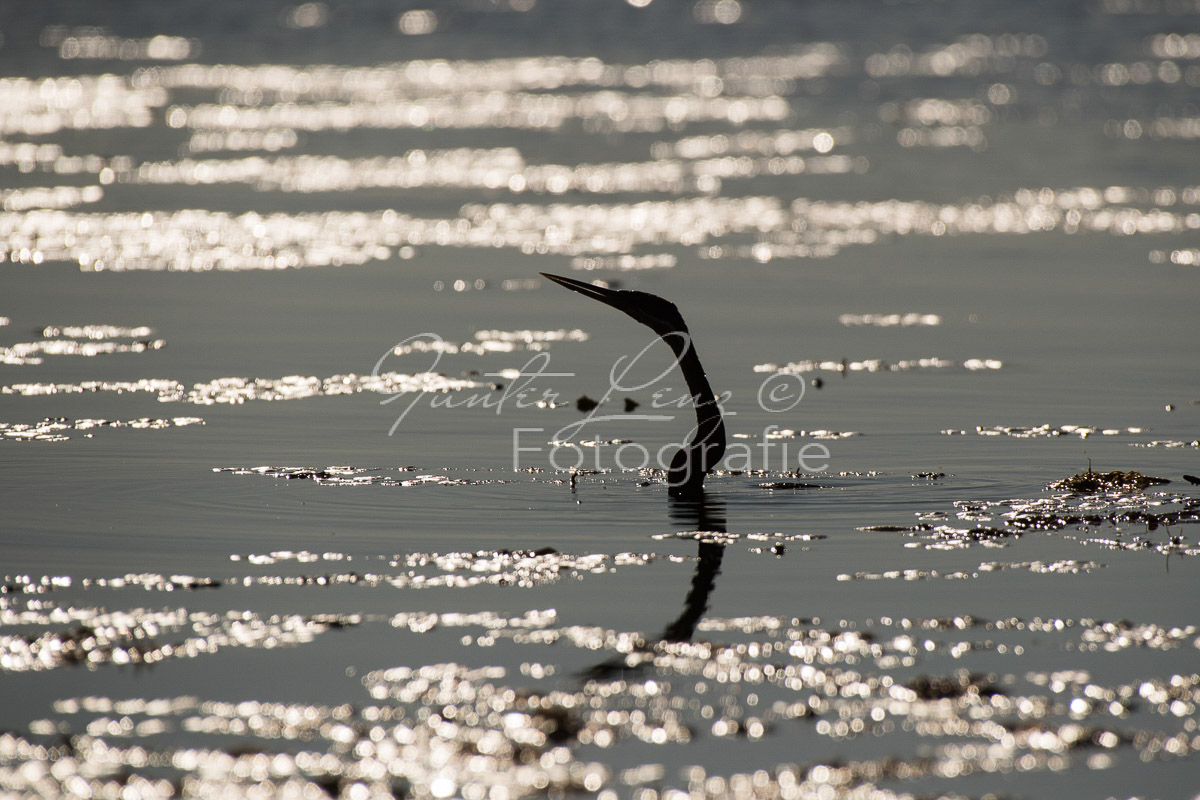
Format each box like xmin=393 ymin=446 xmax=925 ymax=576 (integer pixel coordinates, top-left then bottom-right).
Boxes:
xmin=659 ymin=493 xmax=727 ymax=643
xmin=575 ymin=496 xmax=729 ymax=681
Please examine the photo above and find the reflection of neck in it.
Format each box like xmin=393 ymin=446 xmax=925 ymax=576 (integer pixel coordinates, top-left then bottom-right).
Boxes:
xmin=659 ymin=541 xmax=724 ymax=642
xmin=578 ymin=496 xmax=727 ymax=678
xmin=660 ymin=495 xmax=727 ymax=643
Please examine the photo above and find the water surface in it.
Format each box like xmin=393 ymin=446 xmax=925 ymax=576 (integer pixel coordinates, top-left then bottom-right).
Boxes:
xmin=2 ymin=2 xmax=1200 ymax=798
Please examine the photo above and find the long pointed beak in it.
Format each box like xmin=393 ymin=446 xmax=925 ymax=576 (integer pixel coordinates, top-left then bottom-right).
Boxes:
xmin=540 ymin=272 xmax=624 ymax=309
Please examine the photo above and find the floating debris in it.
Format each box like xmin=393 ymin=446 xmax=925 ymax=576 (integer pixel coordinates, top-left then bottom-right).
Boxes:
xmin=758 ymin=481 xmax=826 ymax=489
xmin=1049 ymin=468 xmax=1171 ymax=493
xmin=866 ymin=486 xmax=1200 ymax=552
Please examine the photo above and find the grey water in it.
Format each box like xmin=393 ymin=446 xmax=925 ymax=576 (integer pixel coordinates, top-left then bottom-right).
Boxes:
xmin=2 ymin=2 xmax=1200 ymax=798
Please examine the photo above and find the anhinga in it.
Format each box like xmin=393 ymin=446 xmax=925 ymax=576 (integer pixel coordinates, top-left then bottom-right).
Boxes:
xmin=540 ymin=273 xmax=727 ymax=498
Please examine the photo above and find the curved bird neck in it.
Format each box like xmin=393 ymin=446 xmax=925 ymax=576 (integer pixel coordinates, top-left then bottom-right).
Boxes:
xmin=665 ymin=332 xmax=726 ymax=497
xmin=671 ymin=336 xmax=722 ymax=425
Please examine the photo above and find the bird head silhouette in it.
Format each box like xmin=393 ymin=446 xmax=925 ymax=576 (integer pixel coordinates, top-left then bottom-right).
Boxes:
xmin=540 ymin=273 xmax=690 ymax=341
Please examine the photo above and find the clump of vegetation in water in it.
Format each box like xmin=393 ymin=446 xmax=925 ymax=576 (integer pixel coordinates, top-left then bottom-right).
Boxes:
xmin=1049 ymin=466 xmax=1170 ymax=493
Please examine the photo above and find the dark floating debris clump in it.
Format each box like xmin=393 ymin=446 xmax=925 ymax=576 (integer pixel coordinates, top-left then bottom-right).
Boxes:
xmin=758 ymin=481 xmax=826 ymax=490
xmin=1049 ymin=468 xmax=1170 ymax=493
xmin=864 ymin=474 xmax=1200 ymax=552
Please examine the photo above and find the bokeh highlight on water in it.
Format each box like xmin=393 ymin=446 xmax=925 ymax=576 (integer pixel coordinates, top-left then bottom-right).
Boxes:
xmin=2 ymin=2 xmax=1200 ymax=798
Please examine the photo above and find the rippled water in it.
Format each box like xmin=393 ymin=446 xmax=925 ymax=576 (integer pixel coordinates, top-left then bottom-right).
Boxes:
xmin=3 ymin=2 xmax=1200 ymax=798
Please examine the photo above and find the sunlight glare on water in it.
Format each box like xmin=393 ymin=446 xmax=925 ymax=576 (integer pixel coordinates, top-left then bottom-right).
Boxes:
xmin=2 ymin=2 xmax=1199 ymax=799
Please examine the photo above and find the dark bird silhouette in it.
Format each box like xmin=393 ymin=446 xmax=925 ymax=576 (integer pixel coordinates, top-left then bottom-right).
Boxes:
xmin=579 ymin=495 xmax=728 ymax=679
xmin=541 ymin=273 xmax=726 ymax=498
